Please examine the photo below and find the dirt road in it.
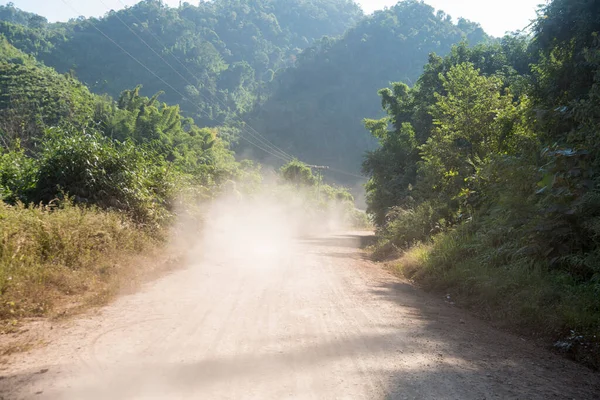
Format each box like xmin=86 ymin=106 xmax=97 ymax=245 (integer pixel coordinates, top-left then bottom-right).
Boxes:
xmin=1 ymin=231 xmax=599 ymax=399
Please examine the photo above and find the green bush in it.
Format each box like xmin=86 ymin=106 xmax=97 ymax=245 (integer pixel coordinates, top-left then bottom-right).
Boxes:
xmin=383 ymin=201 xmax=452 ymax=248
xmin=0 ymin=145 xmax=37 ymax=204
xmin=280 ymin=160 xmax=318 ymax=187
xmin=33 ymin=128 xmax=178 ymax=226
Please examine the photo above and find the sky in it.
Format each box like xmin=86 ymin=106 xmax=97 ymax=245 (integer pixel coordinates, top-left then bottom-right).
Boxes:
xmin=1 ymin=0 xmax=544 ymax=37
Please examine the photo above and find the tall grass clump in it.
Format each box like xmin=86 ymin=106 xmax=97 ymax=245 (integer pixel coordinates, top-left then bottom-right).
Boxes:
xmin=0 ymin=200 xmax=157 ymax=320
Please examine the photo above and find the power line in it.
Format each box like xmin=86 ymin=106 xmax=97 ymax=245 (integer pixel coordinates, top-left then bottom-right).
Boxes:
xmin=305 ymin=165 xmax=365 ymax=180
xmin=59 ymin=0 xmax=292 ymax=163
xmin=328 ymin=167 xmax=367 ymax=180
xmin=107 ymin=0 xmax=295 ymax=162
xmin=62 ymin=0 xmax=366 ymax=180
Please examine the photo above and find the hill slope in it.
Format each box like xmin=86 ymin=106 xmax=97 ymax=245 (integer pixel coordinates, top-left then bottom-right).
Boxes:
xmin=248 ymin=0 xmax=489 ymax=182
xmin=0 ymin=0 xmax=363 ymax=126
xmin=0 ymin=0 xmax=488 ymax=185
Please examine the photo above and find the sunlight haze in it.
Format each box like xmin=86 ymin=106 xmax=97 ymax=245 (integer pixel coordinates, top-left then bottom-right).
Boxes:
xmin=362 ymin=0 xmax=543 ymax=36
xmin=2 ymin=0 xmax=544 ymax=37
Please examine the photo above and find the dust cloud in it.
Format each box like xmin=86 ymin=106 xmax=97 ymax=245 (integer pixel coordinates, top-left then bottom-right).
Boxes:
xmin=46 ymin=183 xmax=363 ymax=400
xmin=197 ymin=183 xmax=357 ymax=267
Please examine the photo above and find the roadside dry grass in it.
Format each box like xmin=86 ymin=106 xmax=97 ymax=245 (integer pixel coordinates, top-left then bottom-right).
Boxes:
xmin=0 ymin=201 xmax=190 ymax=358
xmin=0 ymin=201 xmax=183 ymax=324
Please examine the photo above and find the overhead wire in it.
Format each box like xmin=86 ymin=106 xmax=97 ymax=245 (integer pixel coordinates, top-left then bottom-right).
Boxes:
xmin=104 ymin=0 xmax=295 ymax=162
xmin=112 ymin=0 xmax=295 ymax=161
xmin=328 ymin=167 xmax=367 ymax=180
xmin=60 ymin=0 xmax=366 ymax=179
xmin=59 ymin=0 xmax=293 ymax=163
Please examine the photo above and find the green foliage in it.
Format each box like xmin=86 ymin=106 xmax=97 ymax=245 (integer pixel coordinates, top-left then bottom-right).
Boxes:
xmin=0 ymin=42 xmax=95 ymax=147
xmin=0 ymin=3 xmax=48 ymax=28
xmin=96 ymin=85 xmax=237 ymax=186
xmin=363 ymin=118 xmax=418 ymax=226
xmin=532 ymin=0 xmax=600 ymax=115
xmin=0 ymin=37 xmax=243 ymax=226
xmin=250 ymin=1 xmax=491 ymax=183
xmin=33 ymin=129 xmax=177 ymax=227
xmin=0 ymin=0 xmax=362 ymax=127
xmin=364 ymin=35 xmax=538 ymax=226
xmin=0 ymin=34 xmax=34 ymax=63
xmin=383 ymin=201 xmax=449 ymax=248
xmin=0 ymin=144 xmax=36 ymax=204
xmin=364 ymin=0 xmax=600 ymax=366
xmin=280 ymin=159 xmax=318 ymax=186
xmin=419 ymin=63 xmax=535 ymax=206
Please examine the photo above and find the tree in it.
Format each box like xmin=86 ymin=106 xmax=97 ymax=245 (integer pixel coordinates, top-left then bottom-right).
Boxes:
xmin=280 ymin=160 xmax=317 ymax=186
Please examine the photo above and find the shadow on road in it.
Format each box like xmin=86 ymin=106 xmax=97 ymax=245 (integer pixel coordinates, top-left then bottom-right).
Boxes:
xmin=4 ymin=232 xmax=600 ymax=400
xmin=298 ymin=233 xmax=376 ymax=249
xmin=8 ymin=283 xmax=600 ymax=400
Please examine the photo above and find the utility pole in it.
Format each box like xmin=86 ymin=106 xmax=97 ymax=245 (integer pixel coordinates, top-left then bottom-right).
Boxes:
xmin=307 ymin=165 xmax=329 ymax=202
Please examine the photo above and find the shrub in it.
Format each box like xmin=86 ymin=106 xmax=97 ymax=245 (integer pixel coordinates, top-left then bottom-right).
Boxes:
xmin=280 ymin=160 xmax=318 ymax=187
xmin=0 ymin=144 xmax=37 ymax=204
xmin=383 ymin=201 xmax=452 ymax=248
xmin=33 ymin=128 xmax=178 ymax=226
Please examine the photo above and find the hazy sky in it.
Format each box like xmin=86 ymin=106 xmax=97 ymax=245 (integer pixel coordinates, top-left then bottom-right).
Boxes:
xmin=1 ymin=0 xmax=544 ymax=37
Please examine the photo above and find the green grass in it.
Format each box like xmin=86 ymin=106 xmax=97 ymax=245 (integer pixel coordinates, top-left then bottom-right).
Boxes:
xmin=0 ymin=201 xmax=161 ymax=321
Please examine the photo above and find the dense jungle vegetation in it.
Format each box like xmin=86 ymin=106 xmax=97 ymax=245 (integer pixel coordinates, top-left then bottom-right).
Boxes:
xmin=363 ymin=0 xmax=600 ymax=368
xmin=1 ymin=0 xmax=599 ymax=368
xmin=250 ymin=0 xmax=488 ymax=180
xmin=0 ymin=0 xmax=363 ymax=127
xmin=0 ymin=0 xmax=486 ymax=183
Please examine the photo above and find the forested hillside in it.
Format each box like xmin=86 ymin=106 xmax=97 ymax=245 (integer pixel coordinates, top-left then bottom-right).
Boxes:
xmin=0 ymin=35 xmax=246 ymax=221
xmin=0 ymin=0 xmax=362 ymax=127
xmin=363 ymin=0 xmax=600 ymax=367
xmin=0 ymin=0 xmax=490 ymax=183
xmin=249 ymin=0 xmax=489 ymax=181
